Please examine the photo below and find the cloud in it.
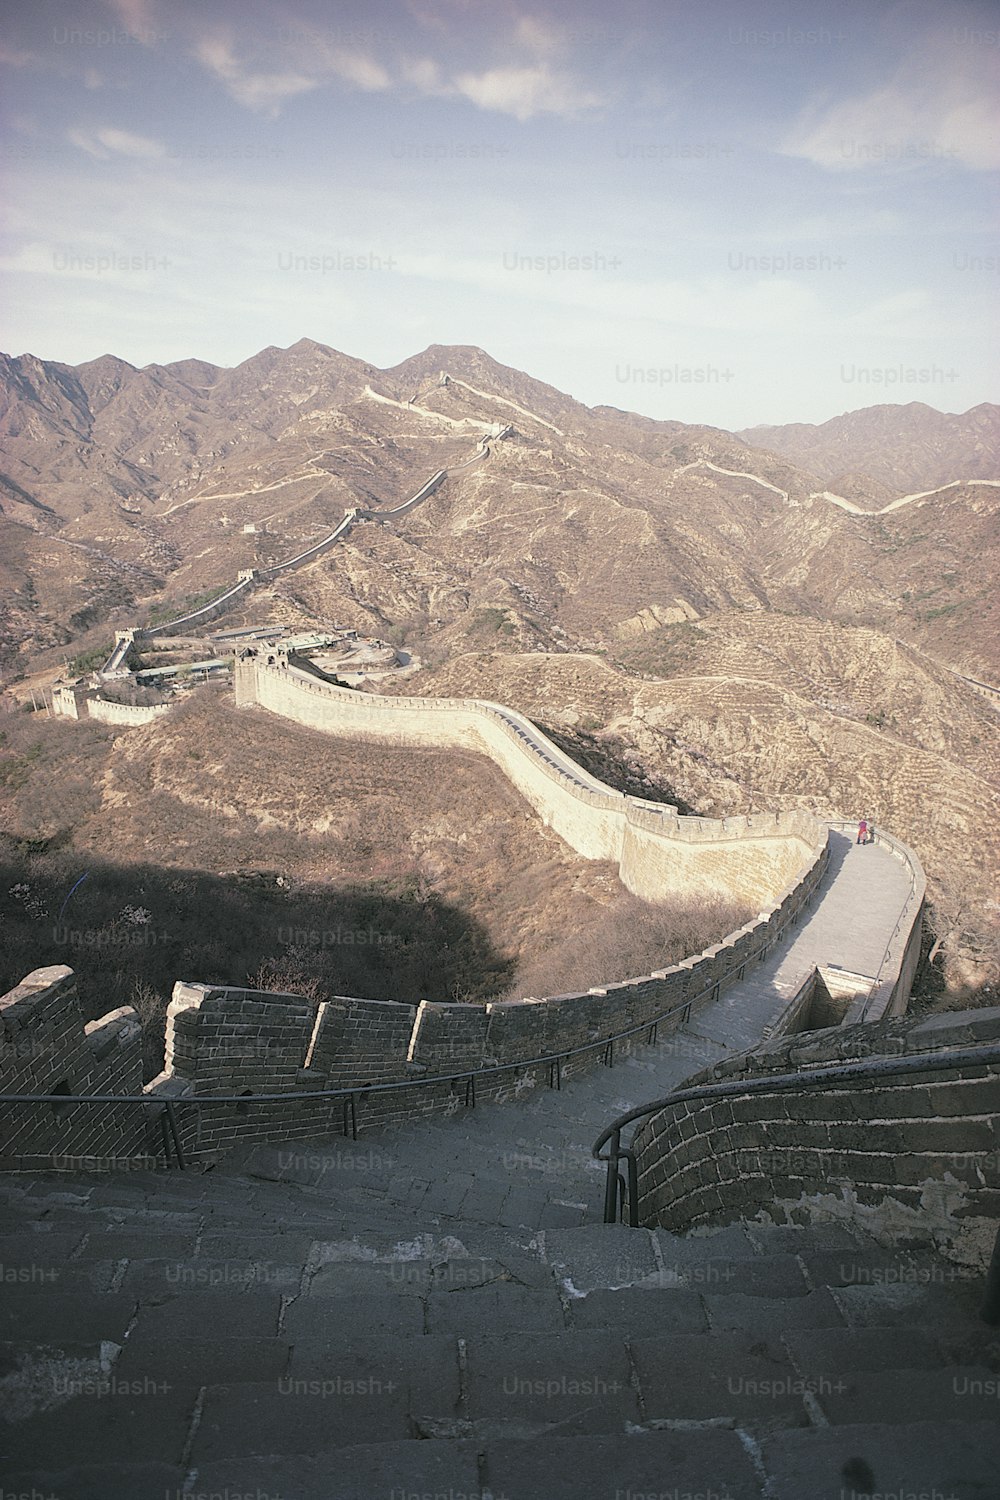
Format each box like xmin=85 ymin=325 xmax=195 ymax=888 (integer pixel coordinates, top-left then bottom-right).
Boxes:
xmin=513 ymin=15 xmax=565 ymax=55
xmin=192 ymin=33 xmax=319 ymax=116
xmin=780 ymin=37 xmax=1000 ymax=172
xmin=103 ymin=0 xmax=160 ymax=40
xmin=452 ymin=63 xmax=603 ymax=121
xmin=190 ymin=25 xmax=388 ymax=115
xmin=402 ymin=9 xmax=605 ymax=120
xmin=68 ymin=126 xmax=166 ymax=159
xmin=401 ymin=56 xmax=448 ymax=94
xmin=181 ymin=6 xmax=597 ymax=121
xmin=0 ymin=42 xmax=41 ymax=68
xmin=326 ymin=49 xmax=391 ymax=92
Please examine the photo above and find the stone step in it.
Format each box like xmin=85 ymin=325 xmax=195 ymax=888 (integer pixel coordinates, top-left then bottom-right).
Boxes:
xmin=191 ymin=1364 xmax=463 ymax=1462
xmin=0 ymin=1380 xmax=196 ymax=1469
xmin=0 ymin=1465 xmax=187 ymax=1500
xmin=0 ymin=1291 xmax=136 ymax=1345
xmin=762 ymin=1421 xmax=1000 ymax=1500
xmin=2 ymin=1154 xmax=994 ymax=1498
xmin=814 ymin=1364 xmax=1000 ymax=1426
xmin=7 ymin=1385 xmax=999 ymax=1497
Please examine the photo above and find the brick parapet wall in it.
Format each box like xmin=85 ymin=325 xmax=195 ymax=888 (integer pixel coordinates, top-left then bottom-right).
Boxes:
xmin=0 ymin=966 xmax=146 ymax=1169
xmin=141 ymin=837 xmax=830 ymax=1159
xmin=86 ymin=698 xmax=173 ymax=726
xmin=632 ymin=1006 xmax=1000 ymax=1271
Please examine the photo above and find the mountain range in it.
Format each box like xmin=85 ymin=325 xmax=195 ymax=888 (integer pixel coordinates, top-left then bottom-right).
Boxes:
xmin=1 ymin=340 xmax=997 ymax=682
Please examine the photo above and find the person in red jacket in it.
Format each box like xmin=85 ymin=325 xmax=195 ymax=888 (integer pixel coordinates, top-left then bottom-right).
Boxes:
xmin=857 ymin=818 xmax=868 ymax=845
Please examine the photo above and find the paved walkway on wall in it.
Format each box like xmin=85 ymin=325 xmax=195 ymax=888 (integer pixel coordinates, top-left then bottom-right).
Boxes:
xmin=228 ymin=831 xmax=915 ymax=1233
xmin=4 ymin=1156 xmax=996 ymax=1498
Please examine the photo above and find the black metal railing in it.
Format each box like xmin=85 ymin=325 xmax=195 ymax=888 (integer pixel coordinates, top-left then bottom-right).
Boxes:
xmin=591 ymin=1040 xmax=1000 ymax=1323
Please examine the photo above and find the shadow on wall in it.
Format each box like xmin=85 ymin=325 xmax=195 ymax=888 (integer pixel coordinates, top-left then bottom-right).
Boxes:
xmin=0 ymin=852 xmax=517 ymax=1079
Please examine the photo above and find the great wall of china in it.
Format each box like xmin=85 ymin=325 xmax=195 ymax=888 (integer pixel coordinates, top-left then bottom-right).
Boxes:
xmin=2 ymin=374 xmax=988 ymax=1189
xmin=4 ymin=382 xmax=999 ymax=1492
xmin=3 ymin=638 xmax=929 ymax=1175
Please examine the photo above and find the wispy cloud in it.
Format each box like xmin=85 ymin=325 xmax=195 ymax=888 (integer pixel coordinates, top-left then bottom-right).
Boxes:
xmin=781 ymin=34 xmax=1000 ymax=172
xmin=513 ymin=15 xmax=566 ymax=56
xmin=412 ymin=7 xmax=605 ymax=120
xmin=451 ymin=62 xmax=602 ymax=121
xmin=184 ymin=6 xmax=600 ymax=122
xmin=68 ymin=126 xmax=166 ymax=159
xmin=103 ymin=0 xmax=161 ymax=40
xmin=0 ymin=41 xmax=39 ymax=68
xmin=188 ymin=16 xmax=390 ymax=117
xmin=192 ymin=32 xmax=320 ymax=116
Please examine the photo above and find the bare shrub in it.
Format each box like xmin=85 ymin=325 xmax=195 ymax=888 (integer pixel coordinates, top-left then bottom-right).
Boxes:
xmin=248 ymin=958 xmax=325 ymax=1003
xmin=130 ymin=976 xmax=166 ymax=1079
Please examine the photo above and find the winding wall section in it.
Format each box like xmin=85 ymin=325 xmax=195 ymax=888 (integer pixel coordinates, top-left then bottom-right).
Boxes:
xmin=100 ymin=424 xmax=510 ymax=667
xmin=236 ymin=654 xmax=818 ymax=906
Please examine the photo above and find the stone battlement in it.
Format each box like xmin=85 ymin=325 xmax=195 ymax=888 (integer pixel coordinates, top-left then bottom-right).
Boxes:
xmin=0 ymin=966 xmax=145 ymax=1169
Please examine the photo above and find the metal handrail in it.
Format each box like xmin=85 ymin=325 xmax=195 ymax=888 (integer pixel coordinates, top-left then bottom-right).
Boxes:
xmin=0 ymin=873 xmax=826 ymax=1171
xmin=591 ymin=1040 xmax=1000 ymax=1322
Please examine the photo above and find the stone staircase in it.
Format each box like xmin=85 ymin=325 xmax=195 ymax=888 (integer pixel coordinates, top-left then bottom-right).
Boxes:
xmin=2 ymin=1079 xmax=999 ymax=1499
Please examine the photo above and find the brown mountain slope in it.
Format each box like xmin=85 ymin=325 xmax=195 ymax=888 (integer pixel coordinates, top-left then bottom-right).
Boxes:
xmin=3 ymin=342 xmax=996 ymax=677
xmin=402 ymin=629 xmax=1000 ymax=988
xmin=741 ymin=402 xmax=1000 ymax=495
xmin=3 ymin=340 xmax=998 ymax=992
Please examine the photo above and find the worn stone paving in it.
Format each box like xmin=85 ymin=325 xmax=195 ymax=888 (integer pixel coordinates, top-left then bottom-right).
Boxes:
xmin=1 ymin=1170 xmax=997 ymax=1499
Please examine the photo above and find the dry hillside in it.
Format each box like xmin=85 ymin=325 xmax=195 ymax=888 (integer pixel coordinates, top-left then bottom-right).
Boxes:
xmin=0 ymin=690 xmax=750 ymax=1073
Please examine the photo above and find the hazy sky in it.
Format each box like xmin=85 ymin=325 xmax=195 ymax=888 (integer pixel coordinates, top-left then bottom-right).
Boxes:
xmin=1 ymin=0 xmax=997 ymax=426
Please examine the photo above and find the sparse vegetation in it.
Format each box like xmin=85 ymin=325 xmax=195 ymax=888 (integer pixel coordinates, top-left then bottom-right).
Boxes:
xmin=143 ymin=588 xmax=224 ymax=628
xmin=471 ymin=606 xmax=514 ymax=637
xmin=0 ymin=851 xmax=519 ymax=1081
xmin=67 ymin=642 xmax=113 ymax=676
xmin=501 ymin=890 xmax=752 ymax=1001
xmin=613 ymin=622 xmax=708 ymax=679
xmin=538 ymin=721 xmax=695 ymax=812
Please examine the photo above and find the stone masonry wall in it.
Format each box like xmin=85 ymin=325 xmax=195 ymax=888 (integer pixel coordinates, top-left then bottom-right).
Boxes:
xmin=237 ymin=655 xmax=819 ymax=903
xmin=632 ymin=1006 xmax=1000 ymax=1271
xmin=145 ymin=839 xmax=830 ymax=1160
xmin=86 ymin=698 xmax=173 ymax=727
xmin=0 ymin=966 xmax=146 ymax=1169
